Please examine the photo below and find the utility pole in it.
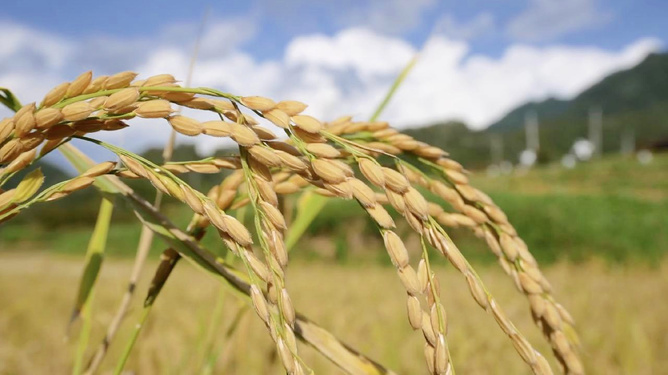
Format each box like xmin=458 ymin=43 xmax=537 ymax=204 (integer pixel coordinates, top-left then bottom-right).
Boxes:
xmin=621 ymin=127 xmax=635 ymax=155
xmin=588 ymin=106 xmax=603 ymax=158
xmin=519 ymin=110 xmax=540 ymax=168
xmin=525 ymin=110 xmax=539 ymax=152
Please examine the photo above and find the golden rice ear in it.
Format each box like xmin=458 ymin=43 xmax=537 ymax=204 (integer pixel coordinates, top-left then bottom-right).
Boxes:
xmin=263 ymin=108 xmax=290 ymax=128
xmin=305 ymin=143 xmax=341 ymax=158
xmin=291 ymin=115 xmax=322 ymax=133
xmin=61 ymin=102 xmax=94 ymax=121
xmin=83 ymin=75 xmax=108 ymax=94
xmin=13 ymin=103 xmax=36 ymax=137
xmin=143 ymin=74 xmax=176 ymax=87
xmin=81 ymin=161 xmax=116 ymax=178
xmin=201 ymin=121 xmax=233 ymax=137
xmin=358 ymin=158 xmax=386 ymax=187
xmin=230 ymin=124 xmax=260 ymax=146
xmin=41 ymin=83 xmax=70 ymax=107
xmin=103 ymin=71 xmax=138 ymax=89
xmin=348 ymin=178 xmax=376 ymax=207
xmin=0 ymin=118 xmax=14 ymax=143
xmin=382 ymin=167 xmax=410 ymax=193
xmin=104 ymin=87 xmax=139 ymax=110
xmin=135 ymin=100 xmax=173 ymax=118
xmin=2 ymin=150 xmax=35 ymax=175
xmin=276 ymin=100 xmax=307 ymax=116
xmin=252 ymin=125 xmax=277 ymax=140
xmin=168 ymin=116 xmax=202 ymax=136
xmin=311 ymin=159 xmax=348 ymax=184
xmin=66 ymin=71 xmax=92 ymax=98
xmin=0 ymin=73 xmax=580 ymax=375
xmin=241 ymin=96 xmax=276 ymax=111
xmin=383 ymin=231 xmax=409 ymax=268
xmin=34 ymin=108 xmax=63 ymax=130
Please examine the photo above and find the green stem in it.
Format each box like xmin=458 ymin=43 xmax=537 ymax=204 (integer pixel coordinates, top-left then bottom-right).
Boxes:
xmin=54 ymin=86 xmax=239 ymax=108
xmin=369 ymin=56 xmax=418 ymax=122
xmin=72 ymin=290 xmax=95 ymax=375
xmin=72 ymin=197 xmax=114 ymax=375
xmin=113 ymin=306 xmax=152 ymax=375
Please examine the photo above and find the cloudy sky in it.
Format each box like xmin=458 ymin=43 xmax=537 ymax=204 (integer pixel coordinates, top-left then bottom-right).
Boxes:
xmin=1 ymin=0 xmax=666 ymax=153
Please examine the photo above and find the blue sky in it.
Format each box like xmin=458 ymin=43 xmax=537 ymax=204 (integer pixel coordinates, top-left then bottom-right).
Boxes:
xmin=3 ymin=0 xmax=666 ymax=55
xmin=1 ymin=0 xmax=666 ymax=152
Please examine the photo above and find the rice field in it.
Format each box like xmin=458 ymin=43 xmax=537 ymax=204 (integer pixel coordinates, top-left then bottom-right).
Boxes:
xmin=1 ymin=252 xmax=666 ymax=374
xmin=2 ymin=70 xmax=666 ymax=375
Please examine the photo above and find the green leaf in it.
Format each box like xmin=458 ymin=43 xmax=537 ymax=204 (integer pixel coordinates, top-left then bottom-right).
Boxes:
xmin=369 ymin=55 xmax=418 ymax=122
xmin=71 ymin=198 xmax=114 ymax=321
xmin=13 ymin=168 xmax=44 ymax=203
xmin=0 ymin=87 xmax=22 ymax=113
xmin=285 ymin=191 xmax=329 ymax=251
xmin=71 ymin=197 xmax=114 ymax=375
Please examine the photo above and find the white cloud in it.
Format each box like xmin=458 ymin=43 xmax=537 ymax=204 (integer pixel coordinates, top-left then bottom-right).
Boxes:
xmin=286 ymin=28 xmax=415 ymax=78
xmin=0 ymin=22 xmax=76 ymax=105
xmin=507 ymin=0 xmax=613 ymax=42
xmin=425 ymin=37 xmax=662 ymax=127
xmin=0 ymin=20 xmax=662 ymax=156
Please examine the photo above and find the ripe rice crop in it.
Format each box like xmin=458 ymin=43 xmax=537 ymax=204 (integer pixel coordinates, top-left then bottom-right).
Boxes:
xmin=0 ymin=71 xmax=583 ymax=374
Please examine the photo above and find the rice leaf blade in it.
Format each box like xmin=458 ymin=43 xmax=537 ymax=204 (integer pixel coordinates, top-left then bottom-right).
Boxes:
xmin=285 ymin=191 xmax=328 ymax=251
xmin=0 ymin=87 xmax=22 ymax=112
xmin=71 ymin=197 xmax=114 ymax=375
xmin=369 ymin=55 xmax=418 ymax=122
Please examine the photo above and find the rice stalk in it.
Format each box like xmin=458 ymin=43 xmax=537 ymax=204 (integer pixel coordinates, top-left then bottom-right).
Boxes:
xmin=0 ymin=72 xmax=584 ymax=374
xmin=306 ymin=130 xmax=547 ymax=374
xmin=0 ymin=165 xmax=110 ymax=222
xmin=282 ymin=123 xmax=455 ymax=374
xmin=84 ymin=68 xmax=189 ymax=375
xmin=326 ymin=121 xmax=582 ymax=374
xmin=238 ymin=142 xmax=306 ymax=373
xmin=58 ymin=143 xmax=395 ymax=375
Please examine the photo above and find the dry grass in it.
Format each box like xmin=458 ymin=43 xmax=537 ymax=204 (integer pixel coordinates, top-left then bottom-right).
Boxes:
xmin=0 ymin=252 xmax=665 ymax=375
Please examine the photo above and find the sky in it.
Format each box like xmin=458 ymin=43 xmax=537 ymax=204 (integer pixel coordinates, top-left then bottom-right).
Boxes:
xmin=1 ymin=0 xmax=666 ymax=153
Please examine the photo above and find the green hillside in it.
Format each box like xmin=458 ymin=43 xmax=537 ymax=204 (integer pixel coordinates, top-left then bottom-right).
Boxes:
xmin=3 ymin=153 xmax=666 ymax=265
xmin=406 ymin=52 xmax=668 ymax=168
xmin=489 ymin=52 xmax=668 ymax=132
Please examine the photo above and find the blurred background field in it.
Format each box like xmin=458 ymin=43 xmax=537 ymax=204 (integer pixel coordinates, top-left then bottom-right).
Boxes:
xmin=3 ymin=152 xmax=666 ymax=265
xmin=1 ymin=253 xmax=666 ymax=374
xmin=1 ymin=152 xmax=668 ymax=374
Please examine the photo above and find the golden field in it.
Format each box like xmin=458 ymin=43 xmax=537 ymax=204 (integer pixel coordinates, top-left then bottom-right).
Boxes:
xmin=0 ymin=252 xmax=666 ymax=374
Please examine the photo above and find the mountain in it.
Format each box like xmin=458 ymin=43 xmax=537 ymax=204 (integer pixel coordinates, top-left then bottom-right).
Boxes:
xmin=487 ymin=98 xmax=570 ymax=133
xmin=406 ymin=52 xmax=668 ymax=168
xmin=489 ymin=52 xmax=668 ymax=132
